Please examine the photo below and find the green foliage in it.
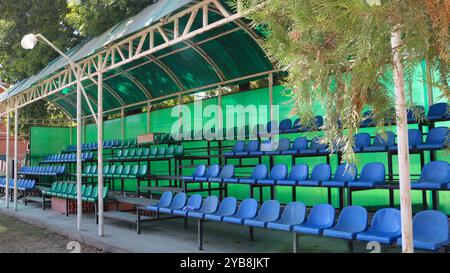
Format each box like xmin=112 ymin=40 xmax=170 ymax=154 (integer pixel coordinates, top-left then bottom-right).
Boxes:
xmin=235 ymin=0 xmax=449 ymax=164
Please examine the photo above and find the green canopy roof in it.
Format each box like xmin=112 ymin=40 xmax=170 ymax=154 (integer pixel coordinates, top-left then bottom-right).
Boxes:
xmin=2 ymin=0 xmax=274 ymax=118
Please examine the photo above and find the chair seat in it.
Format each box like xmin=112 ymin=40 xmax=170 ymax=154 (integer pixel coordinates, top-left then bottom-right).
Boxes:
xmin=222 ymin=216 xmax=245 ymax=224
xmin=264 ymin=151 xmax=280 ymax=155
xmin=281 ymin=150 xmax=299 ymax=155
xmin=171 ymin=209 xmax=188 ymax=217
xmin=396 ymin=237 xmax=450 ymax=252
xmin=158 ymin=207 xmax=174 ymax=214
xmin=182 ymin=176 xmax=195 ymax=181
xmin=204 ymin=213 xmax=224 ymax=222
xmin=276 ymin=179 xmax=297 ymax=186
xmin=248 ymin=152 xmax=264 ymax=156
xmin=298 ymin=180 xmax=321 ymax=187
xmin=208 ymin=177 xmax=223 ymax=183
xmin=321 ymin=181 xmax=348 ymax=187
xmin=257 ymin=179 xmax=276 ymax=185
xmin=188 ymin=210 xmax=215 ymax=219
xmin=411 ymin=182 xmax=447 ymax=190
xmin=223 ymin=152 xmax=235 ymax=157
xmin=234 ymin=152 xmax=249 ymax=156
xmin=222 ymin=178 xmax=239 ymax=184
xmin=194 ymin=177 xmax=209 ymax=182
xmin=144 ymin=205 xmax=159 ymax=212
xmin=293 ymin=223 xmax=327 ymax=235
xmin=239 ymin=178 xmax=257 ymax=184
xmin=283 ymin=128 xmax=299 ymax=133
xmin=416 ymin=144 xmax=444 ymax=150
xmin=348 ymin=181 xmax=385 ymax=188
xmin=357 ymin=231 xmax=400 ymax=245
xmin=244 ymin=219 xmax=268 ymax=228
xmin=363 ymin=146 xmax=387 ymax=152
xmin=266 ymin=222 xmax=293 ymax=232
xmin=323 ymin=228 xmax=357 ymax=240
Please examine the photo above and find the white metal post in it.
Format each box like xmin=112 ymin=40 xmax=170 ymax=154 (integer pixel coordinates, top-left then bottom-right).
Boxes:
xmin=120 ymin=108 xmax=125 ymax=140
xmin=268 ymin=73 xmax=274 ymax=122
xmin=5 ymin=111 xmax=10 ymax=208
xmin=76 ymin=69 xmax=83 ymax=230
xmin=391 ymin=30 xmax=413 ymax=253
xmin=97 ymin=72 xmax=104 ymax=237
xmin=13 ymin=108 xmax=18 ymax=211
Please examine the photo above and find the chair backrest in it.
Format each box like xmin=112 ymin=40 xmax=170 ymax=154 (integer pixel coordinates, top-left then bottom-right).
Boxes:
xmin=247 ymin=140 xmax=260 ymax=152
xmin=108 ymin=165 xmax=116 ymax=175
xmin=256 ymin=200 xmax=281 ymax=221
xmin=315 ymin=116 xmax=324 ymax=128
xmin=373 ymin=131 xmax=395 ymax=147
xmin=192 ymin=165 xmax=207 ymax=177
xmin=185 ymin=194 xmax=203 ymax=210
xmin=219 ymin=164 xmax=235 ymax=179
xmin=170 ymin=192 xmax=187 ymax=209
xmin=251 ymin=164 xmax=268 ymax=179
xmin=292 ymin=137 xmax=308 ymax=151
xmin=407 ymin=105 xmax=425 ymax=122
xmin=114 ymin=165 xmax=124 ymax=175
xmin=412 ymin=210 xmax=449 ymax=243
xmin=166 ymin=146 xmax=175 ymax=156
xmin=310 ymin=163 xmax=331 ymax=181
xmin=277 ymin=138 xmax=291 ymax=151
xmin=269 ymin=164 xmax=287 ymax=180
xmin=235 ymin=199 xmax=258 ymax=218
xmin=333 ymin=164 xmax=357 ymax=182
xmin=408 ymin=129 xmax=423 ymax=146
xmin=90 ymin=165 xmax=97 ymax=174
xmin=306 ymin=204 xmax=335 ymax=227
xmin=174 ymin=145 xmax=184 ymax=156
xmin=425 ymin=127 xmax=448 ymax=145
xmin=279 ymin=202 xmax=306 ymax=225
xmin=142 ymin=148 xmax=150 ymax=157
xmin=149 ymin=147 xmax=158 ymax=156
xmin=370 ymin=208 xmax=401 ymax=233
xmin=205 ymin=165 xmax=220 ymax=178
xmin=137 ymin=165 xmax=148 ymax=177
xmin=216 ymin=197 xmax=237 ymax=216
xmin=288 ymin=164 xmax=308 ymax=181
xmin=310 ymin=137 xmax=327 ymax=150
xmin=334 ymin=206 xmax=368 ymax=232
xmin=200 ymin=196 xmax=219 ymax=213
xmin=279 ymin=119 xmax=293 ymax=131
xmin=157 ymin=147 xmax=166 ymax=156
xmin=354 ymin=133 xmax=371 ymax=149
xmin=427 ymin=102 xmax=448 ymax=119
xmin=121 ymin=150 xmax=129 ymax=158
xmin=419 ymin=161 xmax=450 ymax=184
xmin=231 ymin=141 xmax=245 ymax=153
xmin=158 ymin=191 xmax=173 ymax=207
xmin=129 ymin=165 xmax=139 ymax=176
xmin=359 ymin=163 xmax=385 ymax=182
xmin=134 ymin=149 xmax=143 ymax=157
xmin=122 ymin=165 xmax=131 ymax=175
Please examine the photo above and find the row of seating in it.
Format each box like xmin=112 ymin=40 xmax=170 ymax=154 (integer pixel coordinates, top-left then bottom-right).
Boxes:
xmin=224 ymin=127 xmax=448 ymax=157
xmin=142 ymin=192 xmax=450 ymax=251
xmin=19 ymin=166 xmax=65 ymax=176
xmin=65 ymin=138 xmax=138 ymax=152
xmin=112 ymin=146 xmax=184 ymax=161
xmin=183 ymin=161 xmax=450 ymax=190
xmin=0 ymin=177 xmax=36 ymax=191
xmin=41 ymin=152 xmax=94 ymax=163
xmin=42 ymin=183 xmax=108 ymax=204
xmin=80 ymin=164 xmax=148 ymax=179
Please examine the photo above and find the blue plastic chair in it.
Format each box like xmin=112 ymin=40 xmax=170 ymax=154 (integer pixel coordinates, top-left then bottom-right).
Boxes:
xmin=427 ymin=102 xmax=449 ymax=121
xmin=277 ymin=164 xmax=309 ymax=186
xmin=204 ymin=197 xmax=237 ymax=222
xmin=158 ymin=192 xmax=187 ymax=214
xmin=264 ymin=138 xmax=291 ymax=155
xmin=224 ymin=141 xmax=245 ymax=156
xmin=323 ymin=206 xmax=368 ymax=240
xmin=396 ymin=210 xmax=449 ymax=251
xmin=145 ymin=191 xmax=173 ymax=212
xmin=299 ymin=137 xmax=328 ymax=155
xmin=407 ymin=105 xmax=425 ymax=123
xmin=267 ymin=202 xmax=306 ymax=231
xmin=239 ymin=165 xmax=268 ymax=184
xmin=188 ymin=196 xmax=220 ymax=219
xmin=244 ymin=200 xmax=281 ymax=228
xmin=257 ymin=164 xmax=287 ymax=185
xmin=172 ymin=194 xmax=203 ymax=216
xmin=360 ymin=111 xmax=374 ymax=127
xmin=246 ymin=140 xmax=263 ymax=156
xmin=363 ymin=131 xmax=395 ymax=152
xmin=284 ymin=118 xmax=301 ymax=133
xmin=222 ymin=199 xmax=258 ymax=224
xmin=322 ymin=164 xmax=357 ymax=187
xmin=417 ymin=127 xmax=448 ymax=150
xmin=411 ymin=161 xmax=450 ymax=190
xmin=353 ymin=133 xmax=371 ymax=152
xmin=390 ymin=129 xmax=422 ymax=151
xmin=208 ymin=164 xmax=235 ymax=183
xmin=293 ymin=204 xmax=335 ymax=235
xmin=279 ymin=119 xmax=293 ymax=133
xmin=298 ymin=163 xmax=331 ymax=187
xmin=195 ymin=165 xmax=220 ymax=182
xmin=348 ymin=162 xmax=385 ymax=188
xmin=182 ymin=165 xmax=207 ymax=181
xmin=356 ymin=208 xmax=401 ymax=245
xmin=281 ymin=137 xmax=308 ymax=155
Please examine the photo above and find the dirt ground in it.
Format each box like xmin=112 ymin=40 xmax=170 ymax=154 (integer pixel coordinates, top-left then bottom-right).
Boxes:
xmin=0 ymin=214 xmax=104 ymax=253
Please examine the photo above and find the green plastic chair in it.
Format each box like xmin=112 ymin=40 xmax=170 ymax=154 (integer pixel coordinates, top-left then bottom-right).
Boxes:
xmin=62 ymin=184 xmax=77 ymax=198
xmin=127 ymin=149 xmax=136 ymax=159
xmin=165 ymin=146 xmax=175 ymax=157
xmin=149 ymin=147 xmax=158 ymax=158
xmin=68 ymin=185 xmax=86 ymax=200
xmin=174 ymin=145 xmax=184 ymax=157
xmin=134 ymin=148 xmax=143 ymax=159
xmin=106 ymin=165 xmax=116 ymax=178
xmin=137 ymin=165 xmax=148 ymax=178
xmin=113 ymin=165 xmax=124 ymax=178
xmin=42 ymin=182 xmax=58 ymax=195
xmin=88 ymin=165 xmax=97 ymax=177
xmin=123 ymin=139 xmax=131 ymax=148
xmin=130 ymin=139 xmax=137 ymax=147
xmin=81 ymin=185 xmax=93 ymax=200
xmin=120 ymin=149 xmax=128 ymax=159
xmin=55 ymin=183 xmax=69 ymax=197
xmin=116 ymin=149 xmax=123 ymax=159
xmin=128 ymin=165 xmax=139 ymax=178
xmin=141 ymin=148 xmax=150 ymax=158
xmin=120 ymin=165 xmax=131 ymax=178
xmin=82 ymin=165 xmax=91 ymax=176
xmin=83 ymin=186 xmax=98 ymax=202
xmin=157 ymin=147 xmax=166 ymax=157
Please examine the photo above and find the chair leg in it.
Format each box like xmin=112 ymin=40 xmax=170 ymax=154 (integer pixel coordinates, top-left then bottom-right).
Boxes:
xmin=137 ymin=208 xmax=141 ymax=234
xmin=184 ymin=217 xmax=188 ymax=229
xmin=348 ymin=240 xmax=354 ymax=253
xmin=422 ymin=190 xmax=428 ymax=210
xmin=66 ymin=199 xmax=69 ymax=217
xmin=293 ymin=233 xmax=299 ymax=253
xmin=249 ymin=227 xmax=255 ymax=241
xmin=292 ymin=186 xmax=296 ymax=202
xmin=95 ymin=202 xmax=98 ymax=224
xmin=198 ymin=219 xmax=204 ymax=251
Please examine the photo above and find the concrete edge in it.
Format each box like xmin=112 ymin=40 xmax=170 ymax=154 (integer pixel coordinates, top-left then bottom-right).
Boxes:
xmin=0 ymin=208 xmax=131 ymax=253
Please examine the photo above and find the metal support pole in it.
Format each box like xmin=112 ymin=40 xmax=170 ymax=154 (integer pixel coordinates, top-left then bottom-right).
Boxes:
xmin=178 ymin=94 xmax=182 ymax=129
xmin=268 ymin=73 xmax=274 ymax=122
xmin=120 ymin=108 xmax=125 ymax=140
xmin=391 ymin=29 xmax=413 ymax=253
xmin=13 ymin=108 xmax=18 ymax=211
xmin=5 ymin=112 xmax=10 ymax=208
xmin=217 ymin=87 xmax=223 ymax=140
xmin=97 ymin=72 xmax=104 ymax=237
xmin=76 ymin=69 xmax=83 ymax=230
xmin=146 ymin=103 xmax=151 ymax=134
xmin=293 ymin=233 xmax=298 ymax=253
